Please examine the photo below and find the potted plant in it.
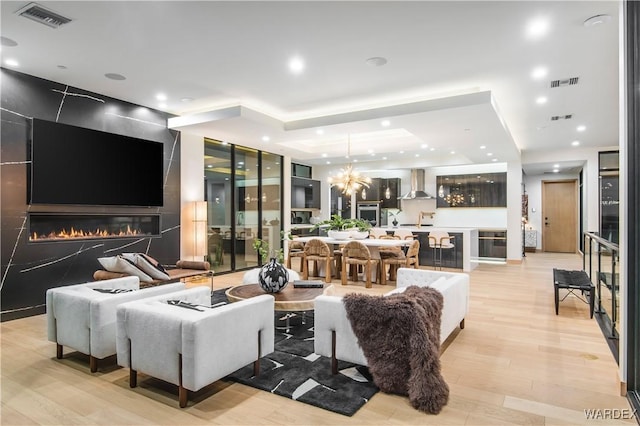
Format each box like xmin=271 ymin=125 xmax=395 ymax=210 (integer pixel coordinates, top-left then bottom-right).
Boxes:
xmin=349 ymin=218 xmax=372 ymax=239
xmin=312 ymin=214 xmax=352 ymax=240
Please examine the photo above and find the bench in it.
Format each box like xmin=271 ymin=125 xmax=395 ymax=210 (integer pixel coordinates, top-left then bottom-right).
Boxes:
xmin=553 ymin=268 xmax=594 ymax=318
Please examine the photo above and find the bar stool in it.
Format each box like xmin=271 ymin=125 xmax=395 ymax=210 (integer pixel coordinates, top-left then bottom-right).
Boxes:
xmin=428 ymin=230 xmax=455 ymax=270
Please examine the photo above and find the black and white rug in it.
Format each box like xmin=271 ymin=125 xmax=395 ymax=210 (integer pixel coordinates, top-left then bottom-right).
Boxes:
xmin=214 ymin=289 xmax=379 ymax=416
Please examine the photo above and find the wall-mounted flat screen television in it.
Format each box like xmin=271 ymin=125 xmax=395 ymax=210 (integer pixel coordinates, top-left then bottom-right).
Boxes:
xmin=28 ymin=119 xmax=164 ymax=206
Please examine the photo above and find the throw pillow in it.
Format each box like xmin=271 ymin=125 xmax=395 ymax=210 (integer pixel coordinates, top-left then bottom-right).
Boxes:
xmin=134 ymin=253 xmax=170 ymax=280
xmin=97 ymin=256 xmax=154 ymax=282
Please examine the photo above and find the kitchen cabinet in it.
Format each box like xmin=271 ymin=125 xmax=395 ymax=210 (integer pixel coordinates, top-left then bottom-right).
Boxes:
xmin=380 ymin=178 xmax=401 ymax=209
xmin=479 ymin=230 xmax=507 ymax=259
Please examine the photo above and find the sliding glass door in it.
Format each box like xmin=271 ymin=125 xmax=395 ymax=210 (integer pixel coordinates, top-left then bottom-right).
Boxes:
xmin=204 ymin=138 xmax=283 ymax=273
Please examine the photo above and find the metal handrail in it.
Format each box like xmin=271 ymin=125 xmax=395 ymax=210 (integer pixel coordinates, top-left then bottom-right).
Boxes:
xmin=583 ymin=231 xmax=620 ymax=339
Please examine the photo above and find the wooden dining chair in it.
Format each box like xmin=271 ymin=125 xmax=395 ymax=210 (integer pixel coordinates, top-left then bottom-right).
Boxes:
xmin=286 ymin=239 xmax=305 ymax=272
xmin=341 ymin=241 xmax=383 ymax=288
xmin=381 ymin=239 xmax=420 ymax=281
xmin=302 ymin=238 xmax=335 ymax=284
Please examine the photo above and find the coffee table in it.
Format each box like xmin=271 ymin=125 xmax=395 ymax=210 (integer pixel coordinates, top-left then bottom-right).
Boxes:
xmin=226 ymin=283 xmax=327 ymax=331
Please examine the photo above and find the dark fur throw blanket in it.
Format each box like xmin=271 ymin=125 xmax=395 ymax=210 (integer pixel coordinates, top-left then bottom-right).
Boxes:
xmin=343 ymin=286 xmax=449 ymax=414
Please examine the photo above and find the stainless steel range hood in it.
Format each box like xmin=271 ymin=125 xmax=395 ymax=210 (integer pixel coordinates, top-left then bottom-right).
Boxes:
xmin=398 ymin=169 xmax=433 ymax=200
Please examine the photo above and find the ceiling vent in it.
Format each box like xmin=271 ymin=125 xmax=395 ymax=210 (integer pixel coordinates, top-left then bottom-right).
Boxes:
xmin=550 ymin=77 xmax=579 ymax=88
xmin=551 ymin=114 xmax=573 ymax=121
xmin=16 ymin=3 xmax=72 ymax=29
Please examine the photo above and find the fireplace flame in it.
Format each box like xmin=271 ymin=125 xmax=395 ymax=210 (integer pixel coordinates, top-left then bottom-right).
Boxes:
xmin=30 ymin=225 xmax=146 ymax=241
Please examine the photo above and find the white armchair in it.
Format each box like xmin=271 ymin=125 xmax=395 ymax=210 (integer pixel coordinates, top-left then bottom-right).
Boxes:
xmin=315 ymin=267 xmax=469 ymax=373
xmin=46 ymin=276 xmax=185 ymax=372
xmin=116 ymin=287 xmax=274 ymax=407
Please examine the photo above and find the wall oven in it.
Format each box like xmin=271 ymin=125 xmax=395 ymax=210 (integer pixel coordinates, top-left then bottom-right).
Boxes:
xmin=357 ymin=203 xmax=380 ymax=227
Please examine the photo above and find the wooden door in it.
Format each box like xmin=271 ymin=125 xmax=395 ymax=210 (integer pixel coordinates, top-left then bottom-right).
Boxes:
xmin=542 ymin=180 xmax=577 ymax=253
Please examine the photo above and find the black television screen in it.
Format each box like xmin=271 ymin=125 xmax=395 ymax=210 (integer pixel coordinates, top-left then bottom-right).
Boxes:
xmin=28 ymin=119 xmax=164 ymax=206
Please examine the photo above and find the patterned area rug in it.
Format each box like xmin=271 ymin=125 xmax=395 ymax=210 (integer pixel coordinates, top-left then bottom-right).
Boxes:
xmin=214 ymin=289 xmax=379 ymax=416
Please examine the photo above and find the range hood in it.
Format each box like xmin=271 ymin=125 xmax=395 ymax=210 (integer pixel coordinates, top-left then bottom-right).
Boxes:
xmin=398 ymin=169 xmax=434 ymax=200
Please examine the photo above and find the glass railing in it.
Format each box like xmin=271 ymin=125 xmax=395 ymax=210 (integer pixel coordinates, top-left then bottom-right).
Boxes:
xmin=583 ymin=232 xmax=620 ymax=358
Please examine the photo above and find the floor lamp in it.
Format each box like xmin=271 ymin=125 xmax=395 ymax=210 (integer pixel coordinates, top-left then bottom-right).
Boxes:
xmin=193 ymin=201 xmax=208 ymax=261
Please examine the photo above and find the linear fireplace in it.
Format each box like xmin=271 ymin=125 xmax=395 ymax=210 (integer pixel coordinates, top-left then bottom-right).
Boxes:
xmin=28 ymin=213 xmax=161 ymax=242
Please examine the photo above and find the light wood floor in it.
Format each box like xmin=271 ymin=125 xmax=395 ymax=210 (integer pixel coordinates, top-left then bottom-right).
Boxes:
xmin=1 ymin=253 xmax=634 ymax=425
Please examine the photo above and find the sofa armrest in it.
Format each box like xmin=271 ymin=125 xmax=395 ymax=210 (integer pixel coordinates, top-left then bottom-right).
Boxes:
xmin=314 ymin=295 xmax=367 ymax=366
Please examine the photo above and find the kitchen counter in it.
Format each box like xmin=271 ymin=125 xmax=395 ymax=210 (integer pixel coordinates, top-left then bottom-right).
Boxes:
xmin=386 ymin=226 xmax=479 ymax=271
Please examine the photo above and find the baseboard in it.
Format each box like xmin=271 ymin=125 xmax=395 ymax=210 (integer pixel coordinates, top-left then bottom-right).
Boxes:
xmin=506 ymin=259 xmax=522 ymax=265
xmin=621 ymin=380 xmax=627 ymax=397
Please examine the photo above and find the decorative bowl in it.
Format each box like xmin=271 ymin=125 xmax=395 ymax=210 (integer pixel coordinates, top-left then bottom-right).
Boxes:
xmin=350 ymin=231 xmax=369 ymax=240
xmin=328 ymin=230 xmax=351 ymax=240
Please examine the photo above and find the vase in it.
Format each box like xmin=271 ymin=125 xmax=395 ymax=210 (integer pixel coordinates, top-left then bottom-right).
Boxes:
xmin=258 ymin=258 xmax=290 ymax=293
xmin=392 ymin=219 xmax=399 ymax=227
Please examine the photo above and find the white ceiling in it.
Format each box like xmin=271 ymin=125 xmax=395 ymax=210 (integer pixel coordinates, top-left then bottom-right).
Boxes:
xmin=0 ymin=1 xmax=620 ymax=175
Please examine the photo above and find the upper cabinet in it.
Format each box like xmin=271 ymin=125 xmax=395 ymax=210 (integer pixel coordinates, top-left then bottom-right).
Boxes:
xmin=356 ymin=177 xmax=401 ymax=209
xmin=436 ymin=172 xmax=506 ymax=208
xmin=291 ymin=177 xmax=320 ymax=209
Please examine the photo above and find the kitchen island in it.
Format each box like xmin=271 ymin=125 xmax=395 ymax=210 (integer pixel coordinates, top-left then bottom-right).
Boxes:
xmin=384 ymin=226 xmax=479 ymax=271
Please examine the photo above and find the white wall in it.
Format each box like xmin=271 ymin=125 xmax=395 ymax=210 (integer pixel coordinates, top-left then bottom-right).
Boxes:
xmin=180 ymin=132 xmax=205 ymax=261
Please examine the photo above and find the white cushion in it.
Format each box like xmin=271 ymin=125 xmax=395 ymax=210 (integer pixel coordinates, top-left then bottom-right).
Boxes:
xmin=98 ymin=255 xmax=153 ymax=282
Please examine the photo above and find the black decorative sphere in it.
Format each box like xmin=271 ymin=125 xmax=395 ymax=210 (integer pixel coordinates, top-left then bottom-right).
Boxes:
xmin=258 ymin=258 xmax=290 ymax=293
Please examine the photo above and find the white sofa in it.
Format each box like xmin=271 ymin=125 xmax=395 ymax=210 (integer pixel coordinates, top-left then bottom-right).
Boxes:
xmin=314 ymin=268 xmax=469 ymax=373
xmin=116 ymin=287 xmax=274 ymax=408
xmin=46 ymin=276 xmax=185 ymax=372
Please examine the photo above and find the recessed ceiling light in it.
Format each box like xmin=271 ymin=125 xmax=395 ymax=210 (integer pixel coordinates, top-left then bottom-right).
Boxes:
xmin=531 ymin=66 xmax=548 ymax=79
xmin=450 ymin=151 xmax=455 ymax=154
xmin=322 ymin=153 xmax=328 ymax=157
xmin=221 ymin=141 xmax=228 ymax=145
xmin=430 ymin=148 xmax=435 ymax=151
xmin=381 ymin=120 xmax=391 ymax=127
xmin=383 ymin=157 xmax=387 ymax=160
xmin=105 ymin=73 xmax=126 ymax=80
xmin=572 ymin=140 xmax=580 ymax=146
xmin=262 ymin=136 xmax=270 ymax=142
xmin=4 ymin=58 xmax=19 ymax=67
xmin=487 ymin=152 xmax=493 ymax=157
xmin=536 ymin=96 xmax=548 ymax=104
xmin=553 ymin=169 xmax=559 ymax=173
xmin=480 ymin=145 xmax=486 ymax=149
xmin=326 ymin=161 xmax=331 ymax=164
xmin=421 ymin=144 xmax=428 ymax=149
xmin=399 ymin=150 xmax=404 ymax=154
xmin=553 ymin=164 xmax=560 ymax=168
xmin=367 ymin=149 xmax=373 ymax=154
xmin=365 ymin=56 xmax=388 ymax=67
xmin=156 ymin=93 xmax=167 ymax=101
xmin=415 ymin=154 xmax=420 ymax=157
xmin=0 ymin=36 xmax=18 ymax=47
xmin=353 ymin=159 xmax=358 ymax=163
xmin=288 ymin=56 xmax=305 ymax=74
xmin=225 ymin=177 xmax=229 ymax=181
xmin=238 ymin=161 xmax=244 ymax=165
xmin=584 ymin=14 xmax=612 ymax=27
xmin=577 ymin=125 xmax=586 ymax=132
xmin=526 ymin=18 xmax=549 ymax=39
xmin=207 ymin=165 xmax=212 ymax=168
xmin=492 ymin=158 xmax=498 ymax=162
xmin=316 ymin=129 xmax=324 ymax=135
xmin=181 ymin=97 xmax=194 ymax=103
xmin=266 ymin=167 xmax=271 ymax=170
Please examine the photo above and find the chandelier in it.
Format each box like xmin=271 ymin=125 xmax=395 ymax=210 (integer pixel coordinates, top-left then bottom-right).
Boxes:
xmin=328 ymin=135 xmax=371 ymax=195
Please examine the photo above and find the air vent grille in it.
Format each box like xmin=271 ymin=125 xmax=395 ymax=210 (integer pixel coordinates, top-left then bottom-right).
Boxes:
xmin=550 ymin=77 xmax=579 ymax=88
xmin=551 ymin=114 xmax=573 ymax=121
xmin=16 ymin=3 xmax=71 ymax=28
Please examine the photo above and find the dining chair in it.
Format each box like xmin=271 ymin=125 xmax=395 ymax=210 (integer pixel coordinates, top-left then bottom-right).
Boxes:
xmin=393 ymin=229 xmax=415 ymax=240
xmin=341 ymin=241 xmax=383 ymax=288
xmin=428 ymin=230 xmax=455 ymax=270
xmin=302 ymin=238 xmax=335 ymax=284
xmin=286 ymin=239 xmax=305 ymax=272
xmin=381 ymin=239 xmax=420 ymax=281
